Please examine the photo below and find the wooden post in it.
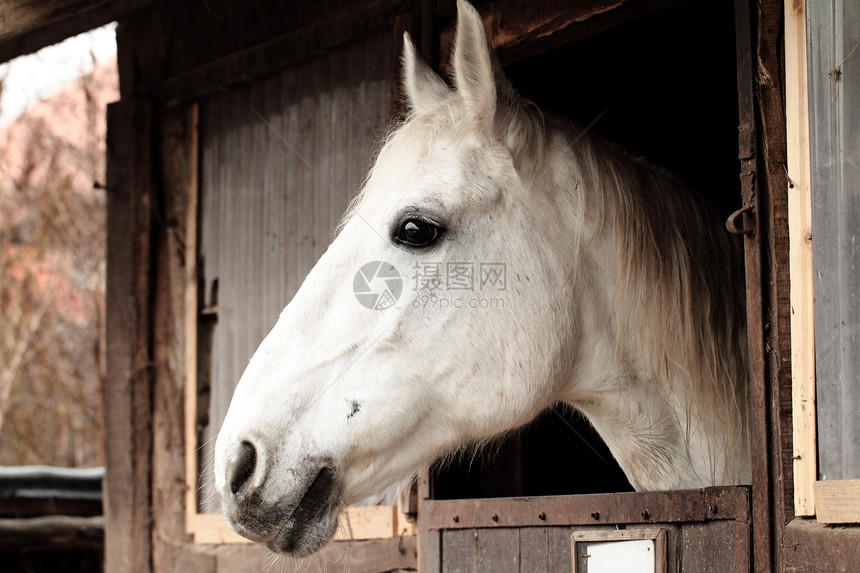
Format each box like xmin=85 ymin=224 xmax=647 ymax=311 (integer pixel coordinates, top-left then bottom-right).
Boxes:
xmin=104 ymin=97 xmax=154 ymax=573
xmin=150 ymin=104 xmax=209 ymax=572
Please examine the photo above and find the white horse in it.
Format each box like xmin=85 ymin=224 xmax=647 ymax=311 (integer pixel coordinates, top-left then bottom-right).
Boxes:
xmin=214 ymin=0 xmax=750 ymax=557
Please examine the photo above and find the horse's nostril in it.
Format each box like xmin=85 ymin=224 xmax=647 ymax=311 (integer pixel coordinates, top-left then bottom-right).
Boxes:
xmin=229 ymin=441 xmax=257 ymax=495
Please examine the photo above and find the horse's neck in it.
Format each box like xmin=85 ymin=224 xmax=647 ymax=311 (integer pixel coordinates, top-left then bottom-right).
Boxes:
xmin=565 ymin=379 xmax=729 ymax=491
xmin=558 ymin=302 xmax=727 ymax=489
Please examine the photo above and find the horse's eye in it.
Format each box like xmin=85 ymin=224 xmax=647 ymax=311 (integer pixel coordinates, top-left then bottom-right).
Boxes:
xmin=395 ymin=219 xmax=443 ymax=248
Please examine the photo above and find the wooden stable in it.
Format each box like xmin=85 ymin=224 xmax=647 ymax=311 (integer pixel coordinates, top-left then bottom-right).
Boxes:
xmin=3 ymin=0 xmax=860 ymax=571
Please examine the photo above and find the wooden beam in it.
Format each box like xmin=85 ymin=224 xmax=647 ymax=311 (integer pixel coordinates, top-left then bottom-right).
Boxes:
xmin=755 ymin=0 xmax=796 ymax=554
xmin=0 ymin=0 xmax=160 ymax=63
xmin=420 ymin=487 xmax=750 ymax=531
xmin=438 ymin=0 xmax=685 ymax=66
xmin=786 ymin=0 xmax=816 ymax=518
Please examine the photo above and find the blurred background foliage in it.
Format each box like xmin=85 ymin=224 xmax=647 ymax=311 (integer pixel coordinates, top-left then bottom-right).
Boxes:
xmin=0 ymin=60 xmax=117 ymax=467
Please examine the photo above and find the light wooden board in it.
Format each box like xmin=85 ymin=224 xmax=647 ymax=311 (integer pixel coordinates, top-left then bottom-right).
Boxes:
xmin=785 ymin=0 xmax=817 ymax=516
xmin=815 ymin=480 xmax=860 ymax=524
xmin=194 ymin=506 xmax=415 ymax=545
xmin=184 ymin=103 xmax=200 ymax=535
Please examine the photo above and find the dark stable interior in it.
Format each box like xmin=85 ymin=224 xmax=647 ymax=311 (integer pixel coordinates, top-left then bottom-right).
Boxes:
xmin=431 ymin=0 xmax=741 ymax=499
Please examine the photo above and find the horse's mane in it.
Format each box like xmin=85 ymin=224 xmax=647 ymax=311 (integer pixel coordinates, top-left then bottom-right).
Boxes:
xmin=558 ymin=120 xmax=749 ymax=484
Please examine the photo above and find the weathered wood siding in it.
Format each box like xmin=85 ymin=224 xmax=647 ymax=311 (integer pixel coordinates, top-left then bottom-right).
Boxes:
xmin=196 ymin=33 xmax=395 ymax=510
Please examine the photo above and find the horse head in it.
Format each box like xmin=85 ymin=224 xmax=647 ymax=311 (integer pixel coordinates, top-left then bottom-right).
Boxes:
xmin=214 ymin=0 xmax=748 ymax=557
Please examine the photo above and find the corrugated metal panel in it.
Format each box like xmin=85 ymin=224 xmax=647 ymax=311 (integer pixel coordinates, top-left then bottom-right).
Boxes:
xmin=197 ymin=34 xmax=394 ymax=510
xmin=808 ymin=1 xmax=860 ymax=481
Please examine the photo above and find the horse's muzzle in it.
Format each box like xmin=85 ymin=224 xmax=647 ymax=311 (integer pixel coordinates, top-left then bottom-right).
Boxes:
xmin=219 ymin=440 xmax=341 ymax=556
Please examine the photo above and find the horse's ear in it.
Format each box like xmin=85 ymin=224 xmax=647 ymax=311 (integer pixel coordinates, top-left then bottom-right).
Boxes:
xmin=402 ymin=32 xmax=451 ymax=115
xmin=454 ymin=0 xmax=545 ymax=176
xmin=452 ymin=0 xmax=497 ymax=121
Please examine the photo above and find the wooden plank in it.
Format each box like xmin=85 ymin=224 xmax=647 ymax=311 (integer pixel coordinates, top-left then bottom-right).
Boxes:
xmin=185 ymin=103 xmax=200 ymax=533
xmin=195 ymin=92 xmax=224 ymax=515
xmin=104 ymin=97 xmax=153 ymax=573
xmin=0 ymin=515 xmax=104 ymax=550
xmin=785 ymin=0 xmax=816 ymax=517
xmin=733 ymin=518 xmax=752 ymax=572
xmin=814 ymin=480 xmax=860 ymax=524
xmin=680 ymin=521 xmax=737 ymax=573
xmin=211 ymin=536 xmax=417 ymax=573
xmin=0 ymin=498 xmax=102 ymax=518
xmin=173 ymin=544 xmax=216 ymax=573
xmin=784 ymin=518 xmax=860 ymax=572
xmin=476 ymin=528 xmax=519 ymax=573
xmin=194 ymin=506 xmax=406 ymax=545
xmin=338 ymin=505 xmax=398 ymax=540
xmin=441 ymin=529 xmax=478 ymax=573
xmin=418 ymin=470 xmax=442 ymax=573
xmin=546 ymin=527 xmax=573 ymax=572
xmin=193 ymin=514 xmax=250 ymax=545
xmin=518 ymin=527 xmax=549 ymax=572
